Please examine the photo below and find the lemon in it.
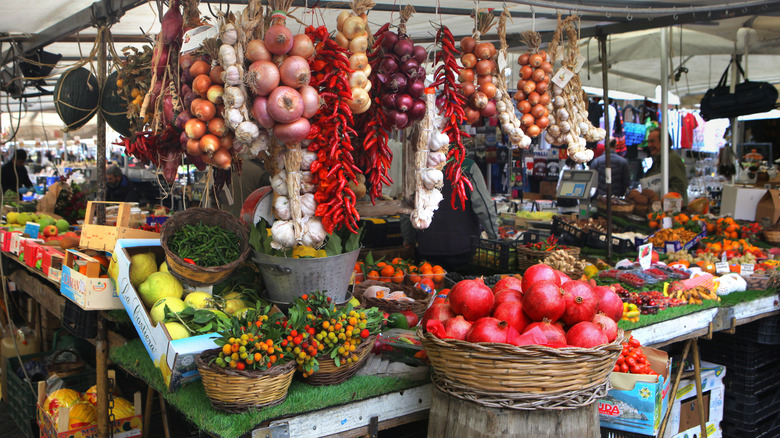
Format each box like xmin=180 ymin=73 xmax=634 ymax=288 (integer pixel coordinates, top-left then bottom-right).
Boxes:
xmin=138 ymin=272 xmax=183 ymax=308
xmin=7 ymin=212 xmax=19 ymax=224
xmin=130 ymin=252 xmax=158 ymax=289
xmin=150 ymin=297 xmax=187 ymax=325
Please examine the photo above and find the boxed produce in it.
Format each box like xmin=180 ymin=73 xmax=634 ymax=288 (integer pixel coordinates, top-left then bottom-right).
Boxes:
xmin=40 ymin=247 xmax=65 ymax=277
xmin=598 ymin=347 xmax=671 ymax=436
xmin=60 ymin=250 xmax=120 ymax=310
xmin=114 ymin=239 xmax=218 ymax=390
xmin=10 ymin=232 xmax=25 ymax=254
xmin=36 ymin=381 xmax=142 ymax=438
xmin=0 ymin=229 xmax=21 ymax=251
xmin=663 ymin=361 xmax=725 ymax=438
xmin=21 ymin=238 xmax=45 ymax=268
xmin=644 ymin=227 xmax=706 ymax=254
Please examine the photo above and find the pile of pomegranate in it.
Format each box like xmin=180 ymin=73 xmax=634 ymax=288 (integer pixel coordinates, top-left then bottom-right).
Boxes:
xmin=423 ymin=263 xmax=624 ymax=348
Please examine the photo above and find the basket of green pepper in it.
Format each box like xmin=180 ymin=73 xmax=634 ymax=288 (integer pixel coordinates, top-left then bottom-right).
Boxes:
xmin=160 ymin=208 xmax=250 ymax=286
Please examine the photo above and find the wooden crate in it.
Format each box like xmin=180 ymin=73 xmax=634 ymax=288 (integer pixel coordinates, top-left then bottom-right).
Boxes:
xmin=79 ymin=201 xmax=159 ymax=252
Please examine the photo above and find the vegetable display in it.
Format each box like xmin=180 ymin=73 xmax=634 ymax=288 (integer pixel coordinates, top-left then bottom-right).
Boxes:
xmin=514 ymin=29 xmax=552 ymax=138
xmin=494 ymin=9 xmax=531 ymax=149
xmin=167 ymin=223 xmax=241 ymax=267
xmin=458 ymin=11 xmax=499 ymax=126
xmin=409 ymin=92 xmax=446 ymax=229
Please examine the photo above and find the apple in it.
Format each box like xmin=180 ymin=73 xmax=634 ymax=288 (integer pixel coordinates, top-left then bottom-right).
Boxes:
xmin=42 ymin=225 xmax=59 ymax=238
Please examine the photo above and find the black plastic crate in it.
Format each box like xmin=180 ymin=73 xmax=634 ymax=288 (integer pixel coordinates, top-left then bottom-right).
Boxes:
xmin=724 ymin=360 xmax=780 ymax=396
xmin=600 ymin=428 xmax=652 ymax=438
xmin=699 ymin=333 xmax=780 ymax=371
xmin=552 ymin=217 xmax=588 ymax=246
xmin=471 ymin=236 xmax=518 ymax=272
xmin=587 ymin=230 xmax=636 ymax=254
xmin=724 ymin=388 xmax=780 ymax=425
xmin=359 ymin=219 xmax=403 ymax=249
xmin=6 ymin=351 xmax=95 ymax=438
xmin=734 ymin=314 xmax=780 ymax=345
xmin=721 ymin=411 xmax=780 ymax=438
xmin=443 ymin=273 xmax=513 ymax=289
xmin=62 ymin=299 xmax=98 ymax=339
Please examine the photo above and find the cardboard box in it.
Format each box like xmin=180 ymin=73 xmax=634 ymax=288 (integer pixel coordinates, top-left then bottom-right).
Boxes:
xmin=10 ymin=232 xmax=25 ymax=254
xmin=60 ymin=249 xmax=120 ymax=310
xmin=114 ymin=239 xmax=218 ymax=390
xmin=37 ymin=380 xmax=142 ymax=438
xmin=663 ymin=361 xmax=725 ymax=438
xmin=598 ymin=347 xmax=672 ymax=436
xmin=720 ymin=185 xmax=766 ymax=221
xmin=23 ymin=239 xmax=45 ymax=268
xmin=0 ymin=229 xmax=21 ymax=251
xmin=755 ymin=189 xmax=780 ymax=225
xmin=79 ymin=201 xmax=159 ymax=252
xmin=40 ymin=247 xmax=65 ymax=277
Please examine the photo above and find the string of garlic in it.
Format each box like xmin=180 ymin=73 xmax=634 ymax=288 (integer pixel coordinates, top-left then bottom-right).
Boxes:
xmin=411 ymin=92 xmax=446 ymax=230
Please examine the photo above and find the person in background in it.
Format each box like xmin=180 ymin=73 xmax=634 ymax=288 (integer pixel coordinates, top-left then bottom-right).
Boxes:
xmin=106 ymin=165 xmax=141 ymax=203
xmin=401 ymin=156 xmax=498 ymax=272
xmin=215 ymin=157 xmax=270 ymax=217
xmin=590 ymin=139 xmax=631 ymax=197
xmin=1 ymin=150 xmax=33 ymax=195
xmin=643 ymin=127 xmax=688 ymax=204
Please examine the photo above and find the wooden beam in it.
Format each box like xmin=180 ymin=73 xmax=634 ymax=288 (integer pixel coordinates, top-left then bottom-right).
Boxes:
xmin=8 ymin=269 xmax=64 ymax=318
xmin=356 ymin=200 xmax=413 ymax=217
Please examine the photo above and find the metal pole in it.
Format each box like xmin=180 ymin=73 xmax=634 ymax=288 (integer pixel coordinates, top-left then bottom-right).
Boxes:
xmin=660 ymin=28 xmax=670 ymax=196
xmin=599 ymin=34 xmax=612 ymax=262
xmin=95 ymin=25 xmax=109 ymax=438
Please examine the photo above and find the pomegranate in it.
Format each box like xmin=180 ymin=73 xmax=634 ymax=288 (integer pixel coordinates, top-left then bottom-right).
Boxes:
xmin=521 ymin=264 xmax=560 ymax=292
xmin=594 ymin=286 xmax=624 ymax=322
xmin=449 ymin=278 xmax=494 ymax=321
xmin=508 ymin=325 xmax=550 ymax=347
xmin=492 ymin=289 xmax=523 ymax=312
xmin=560 ymin=281 xmax=598 ymax=326
xmin=522 ymin=280 xmax=566 ymax=322
xmin=492 ymin=276 xmax=523 ymax=294
xmin=566 ymin=321 xmax=608 ymax=348
xmin=492 ymin=301 xmax=531 ymax=333
xmin=523 ymin=320 xmax=567 ymax=347
xmin=593 ymin=313 xmax=618 ymax=342
xmin=421 ymin=303 xmax=456 ymax=327
xmin=425 ymin=319 xmax=448 ymax=339
xmin=466 ymin=317 xmax=515 ymax=344
xmin=443 ymin=316 xmax=473 ymax=340
xmin=556 ymin=270 xmax=572 ymax=285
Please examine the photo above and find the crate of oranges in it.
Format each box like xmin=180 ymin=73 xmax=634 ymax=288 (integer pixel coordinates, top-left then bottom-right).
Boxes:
xmin=406 ymin=261 xmax=447 ymax=290
xmin=354 ymin=255 xmax=408 ymax=285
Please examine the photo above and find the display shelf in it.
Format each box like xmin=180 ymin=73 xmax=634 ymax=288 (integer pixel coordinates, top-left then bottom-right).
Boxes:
xmin=110 ymin=340 xmax=427 ymax=438
xmin=630 ymin=308 xmax=718 ymax=347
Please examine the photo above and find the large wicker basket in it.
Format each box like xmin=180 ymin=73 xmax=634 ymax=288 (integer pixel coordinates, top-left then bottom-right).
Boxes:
xmin=160 ymin=208 xmax=250 ymax=286
xmin=304 ymin=335 xmax=376 ymax=386
xmin=517 ymin=246 xmax=581 ymax=272
xmin=196 ymin=348 xmax=296 ymax=413
xmin=418 ymin=327 xmax=624 ymax=409
xmin=353 ymin=281 xmax=432 ymax=320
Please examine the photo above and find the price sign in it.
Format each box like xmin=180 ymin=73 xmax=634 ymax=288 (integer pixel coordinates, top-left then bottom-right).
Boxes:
xmin=741 ymin=264 xmax=755 ymax=277
xmin=662 ymin=217 xmax=672 ymax=229
xmin=638 ymin=243 xmax=653 ymax=270
xmin=715 ymin=262 xmax=730 ymax=274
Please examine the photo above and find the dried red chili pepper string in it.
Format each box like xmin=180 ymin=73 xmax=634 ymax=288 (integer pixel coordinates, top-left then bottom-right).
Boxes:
xmin=305 ymin=25 xmax=362 ymax=234
xmin=433 ymin=24 xmax=472 ymax=210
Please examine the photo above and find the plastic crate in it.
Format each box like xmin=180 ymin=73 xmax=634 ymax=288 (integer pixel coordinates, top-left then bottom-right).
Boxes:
xmin=734 ymin=314 xmax=780 ymax=345
xmin=724 ymin=387 xmax=780 ymax=425
xmin=443 ymin=273 xmax=509 ymax=289
xmin=721 ymin=411 xmax=780 ymax=438
xmin=699 ymin=334 xmax=780 ymax=371
xmin=552 ymin=217 xmax=588 ymax=246
xmin=471 ymin=236 xmax=518 ymax=272
xmin=724 ymin=360 xmax=780 ymax=396
xmin=587 ymin=230 xmax=636 ymax=254
xmin=6 ymin=351 xmax=95 ymax=438
xmin=61 ymin=300 xmax=98 ymax=339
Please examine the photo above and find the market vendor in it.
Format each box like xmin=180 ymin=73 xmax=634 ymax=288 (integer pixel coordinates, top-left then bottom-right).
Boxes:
xmin=1 ymin=150 xmax=33 ymax=194
xmin=642 ymin=128 xmax=688 ymax=204
xmin=591 ymin=139 xmax=631 ymax=197
xmin=402 ymin=157 xmax=498 ymax=272
xmin=215 ymin=157 xmax=270 ymax=217
xmin=106 ymin=165 xmax=141 ymax=203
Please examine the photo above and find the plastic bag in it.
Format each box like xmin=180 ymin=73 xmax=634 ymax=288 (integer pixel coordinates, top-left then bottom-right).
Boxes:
xmin=716 ymin=273 xmax=747 ymax=296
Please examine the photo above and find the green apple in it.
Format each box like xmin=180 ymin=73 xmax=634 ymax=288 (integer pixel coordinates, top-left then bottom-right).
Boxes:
xmin=184 ymin=291 xmax=214 ymax=309
xmin=150 ymin=297 xmax=188 ymax=325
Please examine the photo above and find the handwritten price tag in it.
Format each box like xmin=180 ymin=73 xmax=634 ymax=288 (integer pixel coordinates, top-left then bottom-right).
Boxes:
xmin=715 ymin=262 xmax=730 ymax=274
xmin=741 ymin=264 xmax=754 ymax=276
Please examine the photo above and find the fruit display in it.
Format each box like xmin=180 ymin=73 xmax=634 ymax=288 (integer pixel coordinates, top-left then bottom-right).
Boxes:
xmin=542 ymin=250 xmax=586 ymax=276
xmin=647 ymin=227 xmax=699 ymax=250
xmin=614 ymin=337 xmax=658 ymax=375
xmin=423 ymin=264 xmax=622 ymax=348
xmin=627 ymin=189 xmax=660 ymax=215
xmin=42 ymin=387 xmax=138 ymax=431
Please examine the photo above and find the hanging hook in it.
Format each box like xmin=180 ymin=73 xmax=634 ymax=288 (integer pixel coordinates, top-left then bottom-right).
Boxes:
xmin=605 ymin=7 xmax=611 ymax=19
xmin=673 ymin=7 xmax=678 ymax=21
xmin=207 ymin=0 xmax=230 ymax=19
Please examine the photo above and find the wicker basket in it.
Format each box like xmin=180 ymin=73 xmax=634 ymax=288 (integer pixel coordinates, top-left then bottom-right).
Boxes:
xmin=597 ymin=196 xmax=635 ymax=214
xmin=517 ymin=246 xmax=581 ymax=272
xmin=353 ymin=281 xmax=432 ymax=320
xmin=418 ymin=327 xmax=624 ymax=409
xmin=764 ymin=229 xmax=780 ymax=244
xmin=196 ymin=348 xmax=296 ymax=413
xmin=160 ymin=208 xmax=250 ymax=286
xmin=304 ymin=335 xmax=376 ymax=386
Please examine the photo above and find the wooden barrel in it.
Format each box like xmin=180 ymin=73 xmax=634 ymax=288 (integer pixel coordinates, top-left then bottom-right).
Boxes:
xmin=428 ymin=386 xmax=600 ymax=438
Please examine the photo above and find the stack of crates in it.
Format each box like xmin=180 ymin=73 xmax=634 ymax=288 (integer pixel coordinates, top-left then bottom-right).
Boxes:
xmin=699 ymin=315 xmax=780 ymax=438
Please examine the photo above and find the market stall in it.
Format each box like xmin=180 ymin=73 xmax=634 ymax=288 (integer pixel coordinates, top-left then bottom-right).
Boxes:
xmin=1 ymin=1 xmax=779 ymax=438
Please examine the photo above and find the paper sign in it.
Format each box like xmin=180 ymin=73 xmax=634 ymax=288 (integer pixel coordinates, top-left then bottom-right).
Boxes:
xmin=574 ymin=54 xmax=586 ymax=73
xmin=721 ymin=252 xmax=728 ymax=263
xmin=24 ymin=222 xmax=40 ymax=238
xmin=715 ymin=262 xmax=730 ymax=274
xmin=497 ymin=52 xmax=509 ymax=75
xmin=662 ymin=197 xmax=683 ymax=212
xmin=638 ymin=243 xmax=653 ymax=270
xmin=551 ymin=67 xmax=575 ymax=89
xmin=741 ymin=264 xmax=754 ymax=276
xmin=662 ymin=217 xmax=672 ymax=229
xmin=181 ymin=25 xmax=218 ymax=54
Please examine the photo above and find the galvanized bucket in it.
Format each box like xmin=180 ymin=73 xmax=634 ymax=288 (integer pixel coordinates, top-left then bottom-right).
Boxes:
xmin=251 ymin=248 xmax=360 ymax=305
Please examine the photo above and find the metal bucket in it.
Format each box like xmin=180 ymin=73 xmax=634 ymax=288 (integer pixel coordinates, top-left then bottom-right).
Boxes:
xmin=251 ymin=248 xmax=360 ymax=305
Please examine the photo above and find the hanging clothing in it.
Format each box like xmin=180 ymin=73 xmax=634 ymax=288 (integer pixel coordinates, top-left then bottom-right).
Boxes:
xmin=680 ymin=112 xmax=699 ymax=149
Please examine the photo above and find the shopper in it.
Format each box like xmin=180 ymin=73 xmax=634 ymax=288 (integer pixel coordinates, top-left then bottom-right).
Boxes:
xmin=1 ymin=150 xmax=33 ymax=195
xmin=106 ymin=165 xmax=141 ymax=203
xmin=590 ymin=139 xmax=631 ymax=197
xmin=643 ymin=128 xmax=688 ymax=204
xmin=402 ymin=157 xmax=498 ymax=273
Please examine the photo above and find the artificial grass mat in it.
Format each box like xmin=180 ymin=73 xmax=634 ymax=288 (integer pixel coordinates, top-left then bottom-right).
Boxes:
xmin=110 ymin=339 xmax=422 ymax=438
xmin=719 ymin=288 xmax=779 ymax=307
